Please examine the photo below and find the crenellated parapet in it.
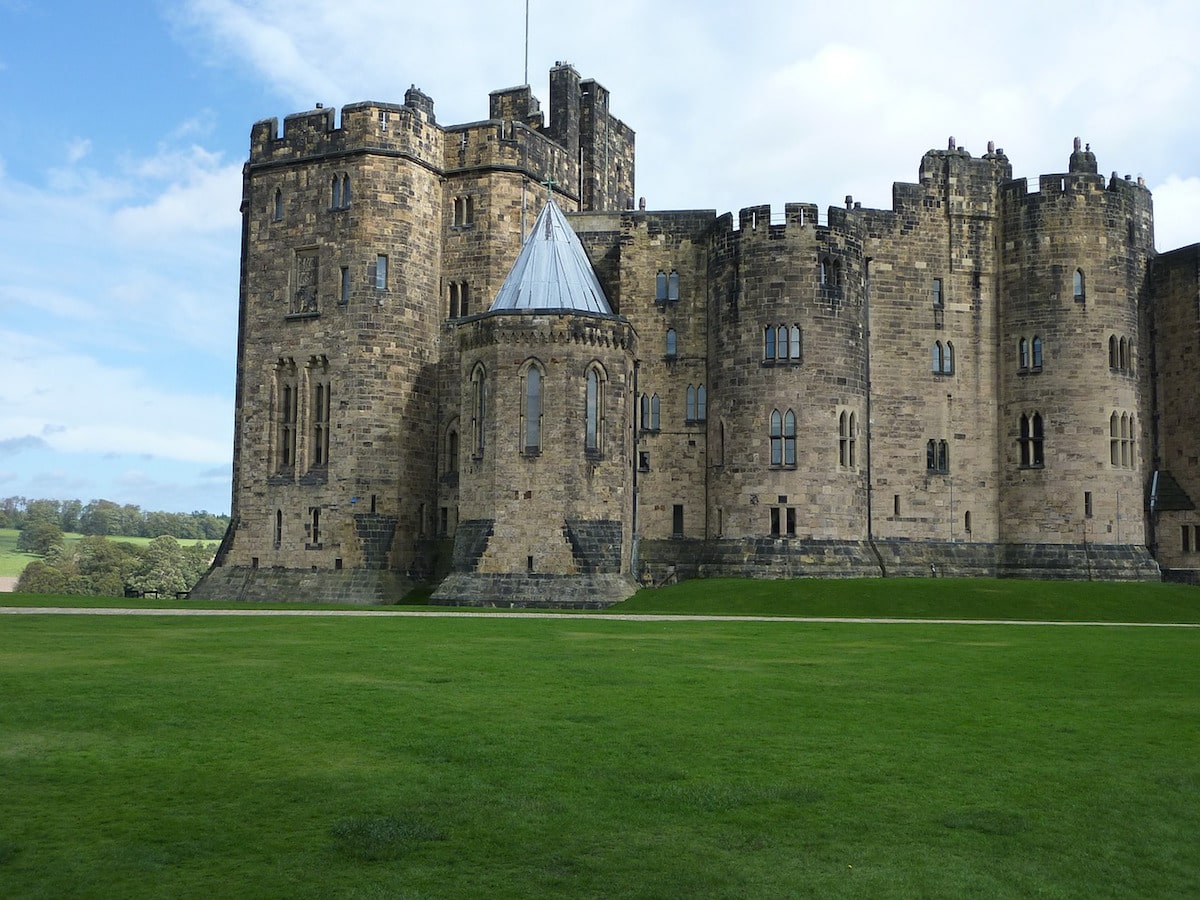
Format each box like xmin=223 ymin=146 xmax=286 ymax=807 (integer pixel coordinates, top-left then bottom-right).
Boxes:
xmin=250 ymin=88 xmax=444 ymax=169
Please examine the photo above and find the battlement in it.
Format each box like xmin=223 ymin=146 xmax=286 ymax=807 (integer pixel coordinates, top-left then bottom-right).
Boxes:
xmin=488 ymin=84 xmax=544 ymax=129
xmin=249 ymin=88 xmax=442 ymax=165
xmin=1000 ymin=137 xmax=1151 ymax=204
xmin=442 ymin=117 xmax=565 ymax=179
xmin=916 ymin=138 xmax=1012 ymax=181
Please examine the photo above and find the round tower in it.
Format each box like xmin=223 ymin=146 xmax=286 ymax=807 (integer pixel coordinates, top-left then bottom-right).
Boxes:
xmin=997 ymin=139 xmax=1157 ymax=576
xmin=705 ymin=204 xmax=869 ymax=572
xmin=433 ymin=200 xmax=638 ymax=607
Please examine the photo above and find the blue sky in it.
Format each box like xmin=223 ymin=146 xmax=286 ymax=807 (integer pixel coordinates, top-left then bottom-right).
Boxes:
xmin=3 ymin=0 xmax=1199 ymax=515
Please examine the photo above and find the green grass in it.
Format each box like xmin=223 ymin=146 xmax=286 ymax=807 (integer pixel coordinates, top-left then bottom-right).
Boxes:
xmin=0 ymin=605 xmax=1197 ymax=897
xmin=0 ymin=528 xmax=161 ymax=579
xmin=618 ymin=576 xmax=1200 ymax=622
xmin=7 ymin=577 xmax=1199 ymax=624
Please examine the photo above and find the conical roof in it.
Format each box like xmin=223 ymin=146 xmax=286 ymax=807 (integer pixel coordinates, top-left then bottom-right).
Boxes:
xmin=489 ymin=199 xmax=613 ymax=314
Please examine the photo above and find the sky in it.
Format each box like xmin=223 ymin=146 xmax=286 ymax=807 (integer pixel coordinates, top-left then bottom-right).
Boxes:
xmin=2 ymin=0 xmax=1199 ymax=516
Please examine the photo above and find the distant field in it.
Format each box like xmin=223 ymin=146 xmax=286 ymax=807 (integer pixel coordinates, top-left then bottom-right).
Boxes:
xmin=0 ymin=605 xmax=1196 ymax=898
xmin=0 ymin=529 xmax=167 ymax=579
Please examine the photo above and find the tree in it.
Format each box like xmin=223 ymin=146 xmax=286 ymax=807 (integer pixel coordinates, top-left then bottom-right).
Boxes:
xmin=127 ymin=536 xmax=196 ymax=597
xmin=23 ymin=498 xmax=61 ymax=527
xmin=15 ymin=560 xmax=69 ymax=594
xmin=80 ymin=499 xmax=121 ymax=536
xmin=60 ymin=499 xmax=83 ymax=533
xmin=17 ymin=521 xmax=64 ymax=556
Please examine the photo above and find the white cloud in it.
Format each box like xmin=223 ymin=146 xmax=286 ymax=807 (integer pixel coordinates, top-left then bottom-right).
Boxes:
xmin=66 ymin=137 xmax=92 ymax=164
xmin=1151 ymin=175 xmax=1200 ymax=253
xmin=112 ymin=152 xmax=242 ymax=242
xmin=0 ymin=329 xmax=231 ymax=465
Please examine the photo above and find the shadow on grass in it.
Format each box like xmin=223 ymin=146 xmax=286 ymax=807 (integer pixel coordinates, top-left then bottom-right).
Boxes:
xmin=329 ymin=815 xmax=446 ymax=862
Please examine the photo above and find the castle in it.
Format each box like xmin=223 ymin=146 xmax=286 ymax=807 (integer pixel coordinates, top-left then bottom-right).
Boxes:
xmin=192 ymin=63 xmax=1200 ymax=606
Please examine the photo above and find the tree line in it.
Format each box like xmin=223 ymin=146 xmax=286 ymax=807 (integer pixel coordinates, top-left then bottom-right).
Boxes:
xmin=0 ymin=497 xmax=229 ymax=541
xmin=16 ymin=535 xmax=215 ymax=598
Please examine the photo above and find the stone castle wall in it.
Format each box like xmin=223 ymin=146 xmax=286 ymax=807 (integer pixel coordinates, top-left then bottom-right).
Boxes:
xmin=197 ymin=66 xmax=1184 ymax=607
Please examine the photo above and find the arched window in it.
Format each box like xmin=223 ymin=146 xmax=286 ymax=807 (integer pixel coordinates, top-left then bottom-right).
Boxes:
xmin=777 ymin=324 xmax=790 ymax=360
xmin=1110 ymin=412 xmax=1121 ymax=466
xmin=521 ymin=362 xmax=543 ymax=454
xmin=1109 ymin=335 xmax=1118 ymax=369
xmin=831 ymin=259 xmax=843 ymax=288
xmin=640 ymin=393 xmax=651 ymax=431
xmin=964 ymin=510 xmax=972 ymax=534
xmin=275 ymin=358 xmax=298 ymax=472
xmin=273 ymin=188 xmax=283 ymax=221
xmin=666 ymin=328 xmax=677 ymax=358
xmin=1119 ymin=337 xmax=1129 ymax=371
xmin=1019 ymin=412 xmax=1044 ymax=468
xmin=341 ymin=174 xmax=351 ymax=208
xmin=1018 ymin=338 xmax=1029 ymax=371
xmin=310 ymin=378 xmax=331 ymax=468
xmin=764 ymin=325 xmax=776 ymax=361
xmin=789 ymin=325 xmax=802 ymax=361
xmin=770 ymin=410 xmax=783 ymax=465
xmin=585 ymin=365 xmax=605 ymax=453
xmin=471 ymin=363 xmax=487 ymax=456
xmin=697 ymin=385 xmax=707 ymax=422
xmin=650 ymin=394 xmax=660 ymax=431
xmin=446 ymin=424 xmax=459 ymax=474
xmin=668 ymin=270 xmax=680 ymax=302
xmin=655 ymin=271 xmax=668 ymax=301
xmin=783 ymin=410 xmax=796 ymax=466
xmin=1073 ymin=268 xmax=1085 ymax=301
xmin=331 ymin=175 xmax=341 ymax=209
xmin=819 ymin=257 xmax=829 ymax=285
xmin=274 ymin=509 xmax=283 ymax=548
xmin=686 ymin=385 xmax=697 ymax=422
xmin=1031 ymin=336 xmax=1042 ymax=370
xmin=932 ymin=340 xmax=954 ymax=375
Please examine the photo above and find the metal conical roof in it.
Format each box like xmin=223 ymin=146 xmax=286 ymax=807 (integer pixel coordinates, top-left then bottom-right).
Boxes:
xmin=489 ymin=199 xmax=613 ymax=314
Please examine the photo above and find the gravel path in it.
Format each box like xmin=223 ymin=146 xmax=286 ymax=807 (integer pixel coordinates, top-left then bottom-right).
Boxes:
xmin=0 ymin=606 xmax=1197 ymax=627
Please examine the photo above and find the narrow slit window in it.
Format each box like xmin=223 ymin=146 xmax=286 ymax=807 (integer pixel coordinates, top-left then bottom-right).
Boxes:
xmin=522 ymin=364 xmax=542 ymax=454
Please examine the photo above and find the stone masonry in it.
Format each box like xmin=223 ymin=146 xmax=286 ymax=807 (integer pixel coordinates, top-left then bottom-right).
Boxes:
xmin=193 ymin=68 xmax=1198 ymax=606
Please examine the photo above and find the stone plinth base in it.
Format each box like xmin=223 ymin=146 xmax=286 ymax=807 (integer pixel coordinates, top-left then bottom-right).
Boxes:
xmin=189 ymin=565 xmax=413 ymax=605
xmin=431 ymin=572 xmax=638 ymax=609
xmin=637 ymin=538 xmax=1161 ymax=584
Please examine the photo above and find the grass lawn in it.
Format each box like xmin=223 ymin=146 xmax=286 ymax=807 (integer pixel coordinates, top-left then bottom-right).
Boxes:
xmin=618 ymin=576 xmax=1200 ymax=623
xmin=0 ymin=607 xmax=1197 ymax=897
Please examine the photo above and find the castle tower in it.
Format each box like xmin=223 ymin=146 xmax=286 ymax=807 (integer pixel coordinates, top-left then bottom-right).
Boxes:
xmin=432 ymin=200 xmax=638 ymax=607
xmin=194 ymin=95 xmax=447 ymax=603
xmin=996 ymin=140 xmax=1157 ymax=577
xmin=704 ymin=204 xmax=869 ymax=567
xmin=195 ymin=68 xmax=636 ymax=604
